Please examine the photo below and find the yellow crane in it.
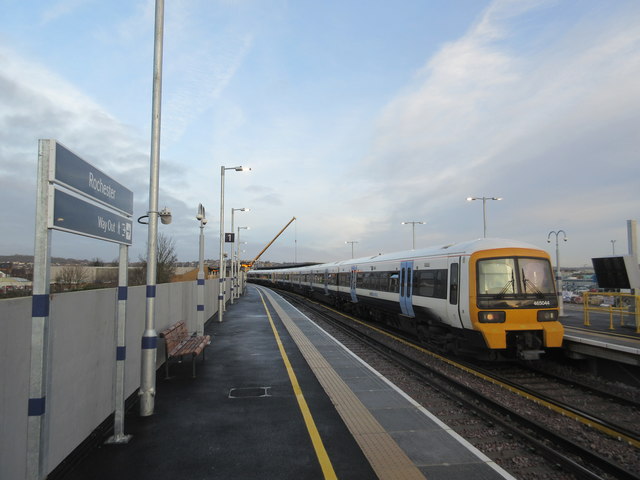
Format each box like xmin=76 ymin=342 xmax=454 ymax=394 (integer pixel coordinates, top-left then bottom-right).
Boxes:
xmin=243 ymin=216 xmax=296 ymax=269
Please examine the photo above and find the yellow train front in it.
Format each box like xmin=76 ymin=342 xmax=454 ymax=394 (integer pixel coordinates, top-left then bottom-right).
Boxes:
xmin=458 ymin=242 xmax=564 ymax=360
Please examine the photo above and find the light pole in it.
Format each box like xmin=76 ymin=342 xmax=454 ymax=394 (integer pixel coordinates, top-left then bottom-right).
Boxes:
xmin=196 ymin=204 xmax=207 ymax=334
xmin=140 ymin=0 xmax=165 ymax=418
xmin=230 ymin=208 xmax=249 ymax=304
xmin=345 ymin=241 xmax=358 ymax=258
xmin=547 ymin=230 xmax=567 ymax=317
xmin=402 ymin=221 xmax=425 ymax=249
xmin=611 ymin=239 xmax=617 ymax=255
xmin=218 ymin=166 xmax=250 ymax=322
xmin=237 ymin=226 xmax=249 ymax=298
xmin=467 ymin=196 xmax=502 ymax=238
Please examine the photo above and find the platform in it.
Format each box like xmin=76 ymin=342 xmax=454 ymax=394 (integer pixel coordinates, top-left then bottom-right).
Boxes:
xmin=60 ymin=285 xmax=513 ymax=480
xmin=559 ymin=304 xmax=640 ymax=366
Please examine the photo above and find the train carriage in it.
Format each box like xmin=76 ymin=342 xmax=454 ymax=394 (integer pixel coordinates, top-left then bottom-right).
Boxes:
xmin=248 ymin=238 xmax=564 ymax=360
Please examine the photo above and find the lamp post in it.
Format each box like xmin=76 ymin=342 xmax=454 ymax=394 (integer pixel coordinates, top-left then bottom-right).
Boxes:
xmin=467 ymin=196 xmax=502 ymax=238
xmin=218 ymin=166 xmax=250 ymax=322
xmin=547 ymin=230 xmax=567 ymax=317
xmin=401 ymin=221 xmax=425 ymax=249
xmin=140 ymin=0 xmax=165 ymax=418
xmin=230 ymin=208 xmax=249 ymax=304
xmin=196 ymin=204 xmax=207 ymax=335
xmin=345 ymin=241 xmax=358 ymax=258
xmin=237 ymin=226 xmax=249 ymax=298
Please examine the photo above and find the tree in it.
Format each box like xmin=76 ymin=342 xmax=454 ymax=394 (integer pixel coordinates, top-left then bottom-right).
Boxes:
xmin=132 ymin=233 xmax=178 ymax=285
xmin=56 ymin=264 xmax=89 ymax=289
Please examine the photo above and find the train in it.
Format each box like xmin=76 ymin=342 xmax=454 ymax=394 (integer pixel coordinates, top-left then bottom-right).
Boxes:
xmin=247 ymin=238 xmax=564 ymax=360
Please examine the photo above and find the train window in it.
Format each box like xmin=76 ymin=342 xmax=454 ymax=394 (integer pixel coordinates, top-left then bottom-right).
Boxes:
xmin=449 ymin=263 xmax=459 ymax=305
xmin=518 ymin=258 xmax=555 ymax=293
xmin=389 ymin=273 xmax=399 ymax=293
xmin=478 ymin=259 xmax=516 ymax=295
xmin=413 ymin=269 xmax=447 ymax=299
xmin=477 ymin=257 xmax=555 ymax=296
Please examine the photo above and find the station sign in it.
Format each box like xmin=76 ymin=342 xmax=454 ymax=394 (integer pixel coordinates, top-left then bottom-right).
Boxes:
xmin=52 ymin=189 xmax=133 ymax=245
xmin=225 ymin=233 xmax=235 ymax=243
xmin=52 ymin=142 xmax=133 ymax=216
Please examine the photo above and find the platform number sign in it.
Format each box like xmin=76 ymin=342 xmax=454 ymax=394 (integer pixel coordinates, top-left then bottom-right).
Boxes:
xmin=225 ymin=233 xmax=235 ymax=243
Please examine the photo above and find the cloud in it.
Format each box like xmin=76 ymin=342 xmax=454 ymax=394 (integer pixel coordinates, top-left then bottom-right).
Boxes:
xmin=39 ymin=0 xmax=93 ymax=25
xmin=0 ymin=45 xmax=169 ymax=259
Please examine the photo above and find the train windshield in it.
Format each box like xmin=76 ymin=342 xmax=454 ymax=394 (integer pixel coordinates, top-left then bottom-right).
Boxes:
xmin=477 ymin=257 xmax=557 ymax=308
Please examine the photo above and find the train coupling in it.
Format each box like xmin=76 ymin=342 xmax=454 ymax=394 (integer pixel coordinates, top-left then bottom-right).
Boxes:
xmin=519 ymin=349 xmax=545 ymax=361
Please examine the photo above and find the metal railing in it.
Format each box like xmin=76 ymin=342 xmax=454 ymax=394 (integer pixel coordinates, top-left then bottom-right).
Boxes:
xmin=582 ymin=292 xmax=640 ymax=333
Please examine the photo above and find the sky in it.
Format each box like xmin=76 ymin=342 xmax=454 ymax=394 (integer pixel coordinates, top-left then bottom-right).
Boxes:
xmin=1 ymin=0 xmax=639 ymax=268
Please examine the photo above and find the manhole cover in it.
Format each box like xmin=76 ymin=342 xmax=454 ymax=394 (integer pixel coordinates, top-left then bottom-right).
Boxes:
xmin=228 ymin=387 xmax=271 ymax=398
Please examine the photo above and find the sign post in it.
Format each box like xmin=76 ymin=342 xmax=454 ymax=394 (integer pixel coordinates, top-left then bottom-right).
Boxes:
xmin=27 ymin=140 xmax=134 ymax=479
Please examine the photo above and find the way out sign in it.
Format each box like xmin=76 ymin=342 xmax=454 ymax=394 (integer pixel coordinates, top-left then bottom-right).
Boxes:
xmin=45 ymin=140 xmax=133 ymax=245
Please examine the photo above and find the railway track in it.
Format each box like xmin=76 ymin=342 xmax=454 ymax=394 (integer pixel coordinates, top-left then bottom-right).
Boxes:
xmin=275 ymin=289 xmax=640 ymax=480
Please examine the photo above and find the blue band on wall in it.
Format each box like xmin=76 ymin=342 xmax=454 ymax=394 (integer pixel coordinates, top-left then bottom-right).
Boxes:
xmin=141 ymin=336 xmax=157 ymax=349
xmin=146 ymin=285 xmax=156 ymax=298
xmin=28 ymin=397 xmax=46 ymax=416
xmin=197 ymin=304 xmax=204 ymax=311
xmin=197 ymin=278 xmax=205 ymax=286
xmin=118 ymin=286 xmax=128 ymax=301
xmin=32 ymin=295 xmax=49 ymax=317
xmin=116 ymin=346 xmax=127 ymax=360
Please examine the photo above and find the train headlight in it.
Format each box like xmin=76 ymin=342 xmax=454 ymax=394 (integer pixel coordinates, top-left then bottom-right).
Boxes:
xmin=537 ymin=310 xmax=558 ymax=322
xmin=478 ymin=311 xmax=505 ymax=323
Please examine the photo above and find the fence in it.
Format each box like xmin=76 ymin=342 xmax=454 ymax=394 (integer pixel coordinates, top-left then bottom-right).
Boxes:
xmin=582 ymin=291 xmax=640 ymax=333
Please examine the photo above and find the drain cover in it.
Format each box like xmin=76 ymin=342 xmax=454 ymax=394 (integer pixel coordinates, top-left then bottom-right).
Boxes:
xmin=228 ymin=387 xmax=271 ymax=399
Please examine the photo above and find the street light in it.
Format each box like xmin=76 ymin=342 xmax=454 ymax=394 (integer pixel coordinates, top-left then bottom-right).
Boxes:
xmin=345 ymin=241 xmax=358 ymax=258
xmin=547 ymin=230 xmax=567 ymax=317
xmin=218 ymin=166 xmax=251 ymax=322
xmin=467 ymin=196 xmax=502 ymax=238
xmin=196 ymin=204 xmax=207 ymax=335
xmin=236 ymin=226 xmax=249 ymax=299
xmin=611 ymin=240 xmax=617 ymax=255
xmin=230 ymin=208 xmax=249 ymax=304
xmin=140 ymin=0 xmax=165 ymax=419
xmin=401 ymin=221 xmax=425 ymax=249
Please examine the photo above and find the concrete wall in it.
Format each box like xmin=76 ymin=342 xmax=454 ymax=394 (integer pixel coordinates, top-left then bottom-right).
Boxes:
xmin=0 ymin=278 xmax=224 ymax=479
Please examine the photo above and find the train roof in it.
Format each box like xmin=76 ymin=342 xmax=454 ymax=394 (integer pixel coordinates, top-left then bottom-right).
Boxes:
xmin=249 ymin=238 xmax=547 ymax=274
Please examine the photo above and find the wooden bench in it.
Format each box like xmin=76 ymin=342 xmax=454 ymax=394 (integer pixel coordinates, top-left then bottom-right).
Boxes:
xmin=159 ymin=321 xmax=211 ymax=378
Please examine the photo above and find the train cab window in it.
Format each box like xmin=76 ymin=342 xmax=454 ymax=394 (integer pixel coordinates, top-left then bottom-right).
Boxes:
xmin=478 ymin=259 xmax=517 ymax=295
xmin=477 ymin=257 xmax=555 ymax=297
xmin=518 ymin=258 xmax=555 ymax=294
xmin=449 ymin=263 xmax=459 ymax=305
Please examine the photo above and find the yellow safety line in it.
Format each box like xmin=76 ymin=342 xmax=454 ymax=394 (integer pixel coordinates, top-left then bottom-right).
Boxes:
xmin=307 ymin=297 xmax=640 ymax=448
xmin=258 ymin=290 xmax=338 ymax=480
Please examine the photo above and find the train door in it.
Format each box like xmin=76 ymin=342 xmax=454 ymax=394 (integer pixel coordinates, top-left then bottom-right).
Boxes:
xmin=350 ymin=266 xmax=358 ymax=303
xmin=399 ymin=261 xmax=415 ymax=317
xmin=447 ymin=257 xmax=464 ymax=328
